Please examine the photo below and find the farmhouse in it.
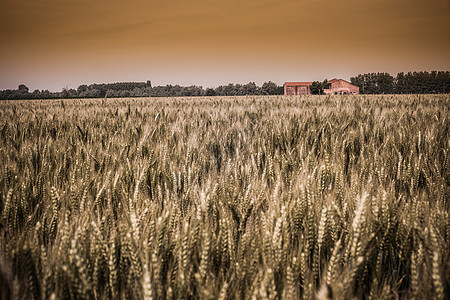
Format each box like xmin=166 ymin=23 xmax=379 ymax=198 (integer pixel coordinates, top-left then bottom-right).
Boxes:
xmin=284 ymin=79 xmax=359 ymax=95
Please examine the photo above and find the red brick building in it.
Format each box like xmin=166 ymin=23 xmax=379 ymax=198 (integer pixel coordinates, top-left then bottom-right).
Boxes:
xmin=284 ymin=79 xmax=359 ymax=95
xmin=284 ymin=82 xmax=313 ymax=95
xmin=324 ymin=79 xmax=359 ymax=95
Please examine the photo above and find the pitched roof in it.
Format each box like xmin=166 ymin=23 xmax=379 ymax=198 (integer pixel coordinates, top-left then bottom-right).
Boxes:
xmin=328 ymin=78 xmax=355 ymax=85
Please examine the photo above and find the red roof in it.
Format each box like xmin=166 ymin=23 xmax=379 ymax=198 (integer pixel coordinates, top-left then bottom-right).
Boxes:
xmin=328 ymin=78 xmax=354 ymax=85
xmin=284 ymin=82 xmax=313 ymax=86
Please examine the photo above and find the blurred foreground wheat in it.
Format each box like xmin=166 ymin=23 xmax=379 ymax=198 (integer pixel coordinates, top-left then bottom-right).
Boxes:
xmin=0 ymin=95 xmax=448 ymax=299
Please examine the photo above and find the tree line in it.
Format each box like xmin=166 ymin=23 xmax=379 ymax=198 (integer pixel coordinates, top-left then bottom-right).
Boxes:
xmin=0 ymin=81 xmax=284 ymax=100
xmin=350 ymin=71 xmax=450 ymax=94
xmin=1 ymin=71 xmax=448 ymax=99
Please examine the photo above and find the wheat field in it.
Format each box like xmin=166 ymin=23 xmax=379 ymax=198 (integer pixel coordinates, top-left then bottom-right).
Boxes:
xmin=0 ymin=95 xmax=448 ymax=299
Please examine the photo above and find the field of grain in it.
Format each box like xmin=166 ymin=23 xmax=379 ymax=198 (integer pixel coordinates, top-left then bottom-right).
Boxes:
xmin=0 ymin=95 xmax=448 ymax=299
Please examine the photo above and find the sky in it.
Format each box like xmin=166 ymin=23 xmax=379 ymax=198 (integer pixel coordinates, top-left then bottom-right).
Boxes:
xmin=1 ymin=0 xmax=449 ymax=91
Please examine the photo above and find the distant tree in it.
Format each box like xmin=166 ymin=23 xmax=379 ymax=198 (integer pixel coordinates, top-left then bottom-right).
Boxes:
xmin=351 ymin=75 xmax=365 ymax=93
xmin=436 ymin=71 xmax=450 ymax=93
xmin=310 ymin=80 xmax=327 ymax=95
xmin=41 ymin=90 xmax=53 ymax=99
xmin=322 ymin=79 xmax=329 ymax=92
xmin=205 ymin=88 xmax=216 ymax=96
xmin=61 ymin=87 xmax=77 ymax=98
xmin=61 ymin=88 xmax=69 ymax=98
xmin=118 ymin=90 xmax=130 ymax=97
xmin=275 ymin=85 xmax=284 ymax=95
xmin=375 ymin=73 xmax=395 ymax=94
xmin=351 ymin=71 xmax=450 ymax=94
xmin=106 ymin=89 xmax=118 ymax=98
xmin=215 ymin=84 xmax=237 ymax=96
xmin=395 ymin=72 xmax=406 ymax=94
xmin=18 ymin=84 xmax=29 ymax=93
xmin=243 ymin=82 xmax=258 ymax=95
xmin=235 ymin=84 xmax=244 ymax=95
xmin=351 ymin=73 xmax=392 ymax=94
xmin=77 ymin=85 xmax=88 ymax=95
xmin=261 ymin=81 xmax=279 ymax=95
xmin=132 ymin=87 xmax=145 ymax=97
xmin=85 ymin=88 xmax=101 ymax=98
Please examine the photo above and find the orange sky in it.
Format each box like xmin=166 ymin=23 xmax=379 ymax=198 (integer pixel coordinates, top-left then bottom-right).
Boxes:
xmin=1 ymin=0 xmax=449 ymax=91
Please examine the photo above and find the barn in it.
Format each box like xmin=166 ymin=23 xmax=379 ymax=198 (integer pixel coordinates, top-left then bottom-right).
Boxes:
xmin=324 ymin=79 xmax=359 ymax=95
xmin=284 ymin=79 xmax=359 ymax=95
